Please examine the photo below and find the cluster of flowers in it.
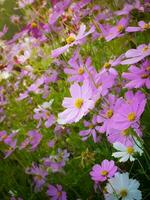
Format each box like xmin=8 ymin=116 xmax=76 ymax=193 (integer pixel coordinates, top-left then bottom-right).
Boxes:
xmin=0 ymin=0 xmax=150 ymax=199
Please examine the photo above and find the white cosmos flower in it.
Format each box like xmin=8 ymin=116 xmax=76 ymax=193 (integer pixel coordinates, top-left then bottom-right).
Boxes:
xmin=112 ymin=140 xmax=143 ymax=162
xmin=105 ymin=172 xmax=142 ymax=200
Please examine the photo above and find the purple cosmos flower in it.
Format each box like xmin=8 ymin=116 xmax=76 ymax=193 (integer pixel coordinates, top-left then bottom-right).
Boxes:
xmin=49 ymin=0 xmax=71 ymax=24
xmin=122 ymin=60 xmax=150 ymax=88
xmin=97 ymin=94 xmax=123 ymax=134
xmin=115 ymin=0 xmax=144 ymax=16
xmin=0 ymin=130 xmax=18 ymax=158
xmin=47 ymin=184 xmax=67 ymax=200
xmin=90 ymin=160 xmax=117 ymax=182
xmin=4 ymin=140 xmax=17 ymax=158
xmin=112 ymin=91 xmax=146 ymax=130
xmin=126 ymin=21 xmax=150 ymax=32
xmin=58 ymin=79 xmax=95 ymax=124
xmin=64 ymin=51 xmax=96 ymax=82
xmin=43 ymin=149 xmax=70 ymax=172
xmin=121 ymin=43 xmax=150 ymax=65
xmin=26 ymin=163 xmax=48 ymax=191
xmin=79 ymin=115 xmax=101 ymax=143
xmin=100 ymin=18 xmax=128 ymax=42
xmin=33 ymin=101 xmax=55 ymax=128
xmin=0 ymin=25 xmax=8 ymax=38
xmin=100 ymin=55 xmax=124 ymax=76
xmin=51 ymin=24 xmax=95 ymax=58
xmin=19 ymin=130 xmax=42 ymax=151
xmin=93 ymin=71 xmax=116 ymax=98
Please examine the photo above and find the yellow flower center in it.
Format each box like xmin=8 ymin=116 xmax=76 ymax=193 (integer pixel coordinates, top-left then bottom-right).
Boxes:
xmin=74 ymin=98 xmax=83 ymax=109
xmin=104 ymin=62 xmax=111 ymax=69
xmin=127 ymin=146 xmax=134 ymax=154
xmin=78 ymin=67 xmax=84 ymax=75
xmin=146 ymin=66 xmax=150 ymax=71
xmin=141 ymin=74 xmax=149 ymax=79
xmin=31 ymin=22 xmax=37 ymax=28
xmin=143 ymin=23 xmax=150 ymax=30
xmin=36 ymin=175 xmax=43 ymax=180
xmin=89 ymin=124 xmax=94 ymax=129
xmin=120 ymin=189 xmax=128 ymax=197
xmin=101 ymin=170 xmax=108 ymax=176
xmin=142 ymin=46 xmax=149 ymax=52
xmin=127 ymin=112 xmax=136 ymax=121
xmin=117 ymin=25 xmax=124 ymax=32
xmin=66 ymin=35 xmax=75 ymax=44
xmin=106 ymin=109 xmax=113 ymax=118
xmin=1 ymin=134 xmax=8 ymax=140
xmin=57 ymin=191 xmax=62 ymax=197
xmin=121 ymin=129 xmax=130 ymax=136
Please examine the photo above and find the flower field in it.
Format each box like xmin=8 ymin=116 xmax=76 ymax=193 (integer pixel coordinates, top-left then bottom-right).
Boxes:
xmin=0 ymin=0 xmax=150 ymax=199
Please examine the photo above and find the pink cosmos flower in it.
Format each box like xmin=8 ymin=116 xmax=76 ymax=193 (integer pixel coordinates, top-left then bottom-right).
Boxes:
xmin=122 ymin=60 xmax=150 ymax=89
xmin=107 ymin=126 xmax=142 ymax=146
xmin=97 ymin=94 xmax=123 ymax=134
xmin=90 ymin=160 xmax=117 ymax=182
xmin=47 ymin=184 xmax=67 ymax=200
xmin=58 ymin=80 xmax=95 ymax=124
xmin=64 ymin=51 xmax=96 ymax=82
xmin=121 ymin=43 xmax=150 ymax=65
xmin=126 ymin=21 xmax=150 ymax=33
xmin=112 ymin=91 xmax=146 ymax=130
xmin=79 ymin=115 xmax=101 ymax=143
xmin=51 ymin=24 xmax=95 ymax=58
xmin=93 ymin=71 xmax=116 ymax=98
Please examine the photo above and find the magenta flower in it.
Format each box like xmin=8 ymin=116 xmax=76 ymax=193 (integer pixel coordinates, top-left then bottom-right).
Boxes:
xmin=112 ymin=91 xmax=146 ymax=130
xmin=51 ymin=24 xmax=95 ymax=58
xmin=122 ymin=60 xmax=150 ymax=88
xmin=79 ymin=115 xmax=101 ymax=143
xmin=64 ymin=51 xmax=96 ymax=83
xmin=90 ymin=160 xmax=117 ymax=182
xmin=47 ymin=184 xmax=67 ymax=200
xmin=19 ymin=130 xmax=42 ymax=151
xmin=121 ymin=43 xmax=150 ymax=65
xmin=126 ymin=21 xmax=150 ymax=33
xmin=58 ymin=79 xmax=95 ymax=124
